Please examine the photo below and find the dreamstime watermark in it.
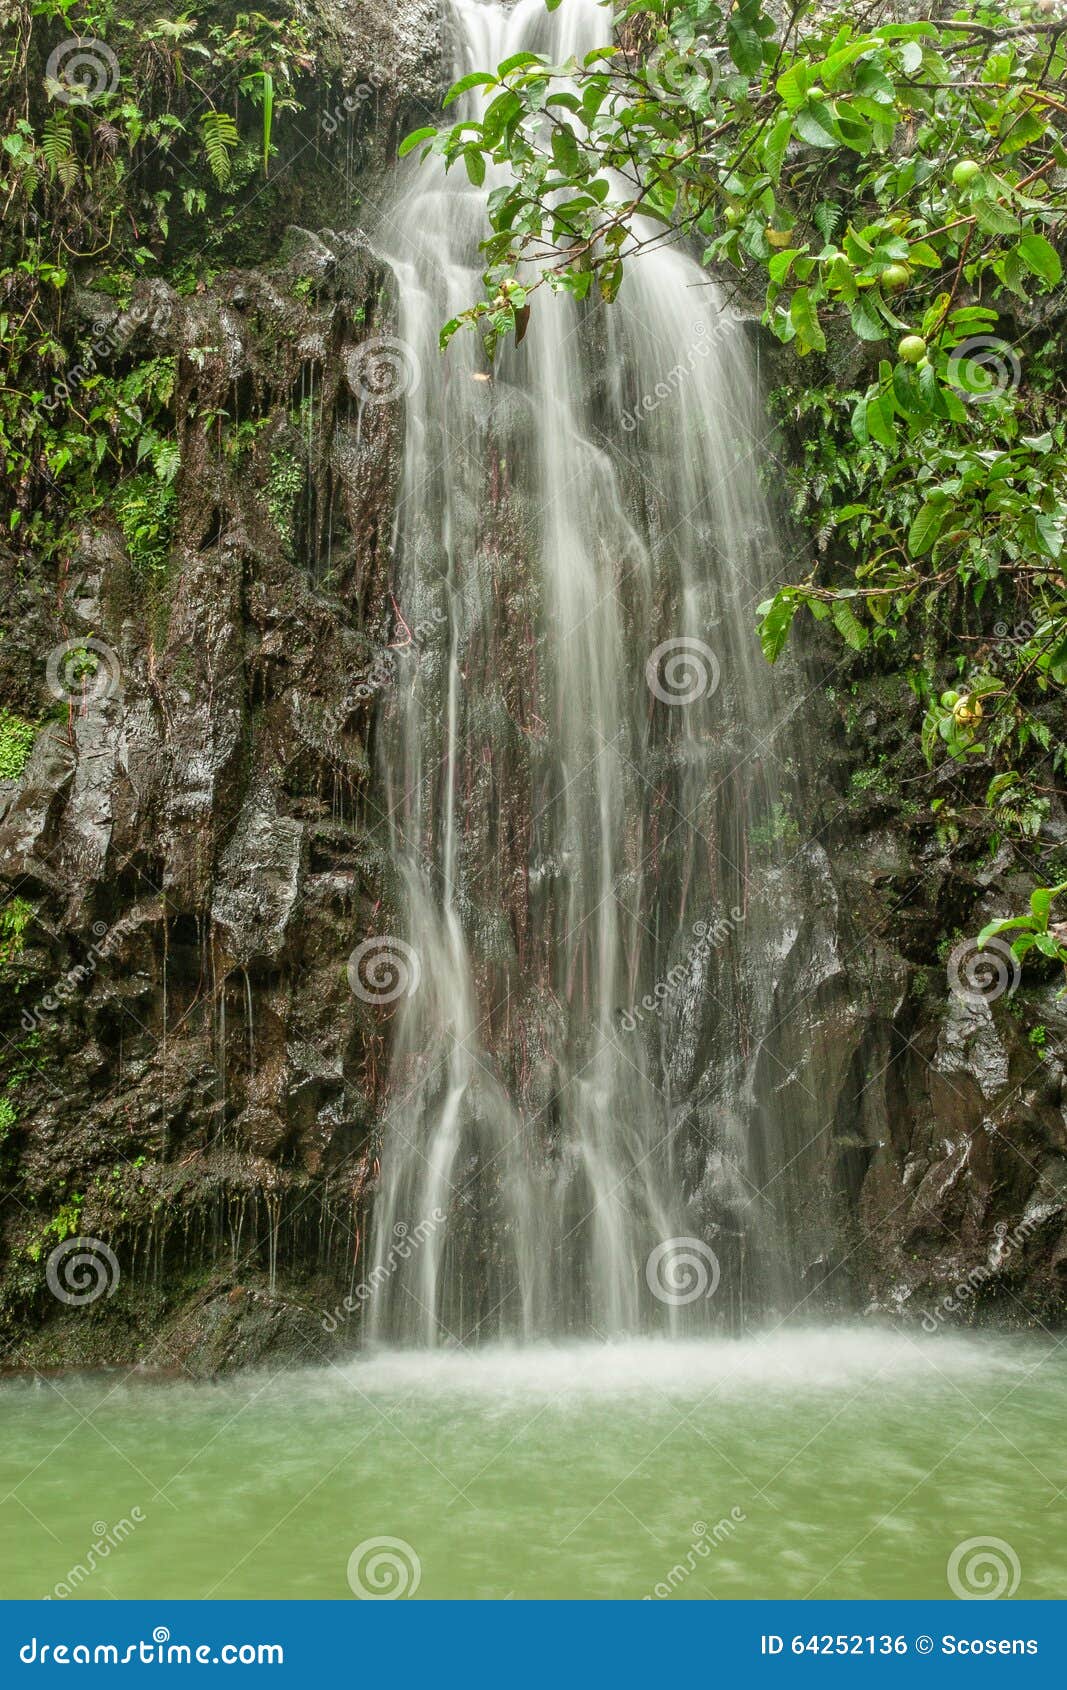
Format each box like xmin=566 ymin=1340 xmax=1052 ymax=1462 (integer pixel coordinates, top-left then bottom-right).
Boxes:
xmin=645 ymin=1237 xmax=721 ymax=1306
xmin=921 ymin=1214 xmax=1041 ymax=1332
xmin=946 ymin=336 xmax=1021 ymax=403
xmin=291 ymin=609 xmax=445 ymax=767
xmin=617 ymin=907 xmax=744 ymax=1033
xmin=20 ymin=914 xmax=139 ymax=1033
xmin=991 ymin=615 xmax=1040 ymax=656
xmin=346 ymin=1536 xmax=421 ymax=1599
xmin=946 ymin=934 xmax=1020 ymax=1006
xmin=353 ymin=608 xmax=447 ymax=701
xmin=322 ymin=1209 xmax=446 ymax=1331
xmin=40 ymin=296 xmax=166 ymax=413
xmin=621 ymin=310 xmax=742 ymax=431
xmin=646 ymin=37 xmax=722 ymax=105
xmin=44 ymin=1512 xmax=146 ymax=1600
xmin=46 ymin=1237 xmax=120 ymax=1307
xmin=347 ymin=936 xmax=421 ymax=1004
xmin=646 ymin=636 xmax=720 ymax=706
xmin=643 ymin=1510 xmax=746 ymax=1599
xmin=321 ymin=79 xmax=381 ymax=136
xmin=45 ymin=37 xmax=119 ymax=105
xmin=947 ymin=1536 xmax=1021 ymax=1600
xmin=19 ymin=1631 xmax=283 ymax=1666
xmin=46 ymin=638 xmax=122 ymax=710
xmin=345 ymin=337 xmax=421 ymax=406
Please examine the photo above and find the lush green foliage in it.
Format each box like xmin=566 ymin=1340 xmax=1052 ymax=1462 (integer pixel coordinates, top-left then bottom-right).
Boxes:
xmin=411 ymin=0 xmax=1067 ymax=965
xmin=978 ymin=879 xmax=1067 ymax=976
xmin=1 ymin=1 xmax=312 ymax=571
xmin=0 ymin=711 xmax=36 ymax=782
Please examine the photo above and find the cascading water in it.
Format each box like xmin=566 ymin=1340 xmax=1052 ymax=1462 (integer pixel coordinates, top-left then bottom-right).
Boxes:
xmin=365 ymin=0 xmax=821 ymax=1345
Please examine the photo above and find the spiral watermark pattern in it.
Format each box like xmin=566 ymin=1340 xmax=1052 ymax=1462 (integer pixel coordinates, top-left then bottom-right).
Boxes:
xmin=347 ymin=1536 xmax=421 ymax=1599
xmin=947 ymin=1536 xmax=1021 ymax=1599
xmin=946 ymin=336 xmax=1021 ymax=404
xmin=345 ymin=338 xmax=421 ymax=406
xmin=347 ymin=936 xmax=421 ymax=1004
xmin=45 ymin=38 xmax=120 ymax=105
xmin=645 ymin=1237 xmax=721 ymax=1306
xmin=645 ymin=637 xmax=720 ymax=706
xmin=946 ymin=935 xmax=1020 ymax=1007
xmin=45 ymin=1237 xmax=120 ymax=1307
xmin=46 ymin=637 xmax=122 ymax=707
xmin=647 ymin=38 xmax=721 ymax=105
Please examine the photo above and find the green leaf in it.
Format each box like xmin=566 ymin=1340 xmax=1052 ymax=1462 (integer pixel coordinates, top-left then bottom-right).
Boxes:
xmin=850 ymin=297 xmax=886 ymax=341
xmin=865 ymin=391 xmax=897 ymax=449
xmin=831 ymin=600 xmax=869 ymax=651
xmin=776 ymin=62 xmax=812 ymax=111
xmin=444 ymin=71 xmax=496 ymax=107
xmin=756 ymin=591 xmax=798 ymax=663
xmin=551 ymin=124 xmax=580 ymax=177
xmin=789 ymin=286 xmax=825 ymax=354
xmin=761 ymin=113 xmax=793 ymax=183
xmin=727 ymin=20 xmax=763 ymax=75
xmin=1016 ymin=233 xmax=1063 ymax=287
xmin=793 ymin=100 xmax=839 ymax=149
xmin=399 ymin=126 xmax=437 ymax=158
xmin=908 ymin=501 xmax=944 ymax=557
xmin=976 ymin=915 xmax=1031 ymax=946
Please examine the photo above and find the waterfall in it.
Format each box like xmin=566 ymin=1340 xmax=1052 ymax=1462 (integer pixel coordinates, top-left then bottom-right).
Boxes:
xmin=364 ymin=0 xmax=811 ymax=1346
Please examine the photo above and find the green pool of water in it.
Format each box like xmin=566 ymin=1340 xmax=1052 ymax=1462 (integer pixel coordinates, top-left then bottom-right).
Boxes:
xmin=1 ymin=1328 xmax=1062 ymax=1600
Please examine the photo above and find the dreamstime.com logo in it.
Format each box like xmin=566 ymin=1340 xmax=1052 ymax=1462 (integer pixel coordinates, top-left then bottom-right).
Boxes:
xmin=345 ymin=337 xmax=421 ymax=406
xmin=45 ymin=37 xmax=119 ymax=105
xmin=646 ymin=636 xmax=720 ymax=706
xmin=643 ymin=1510 xmax=747 ymax=1599
xmin=46 ymin=638 xmax=122 ymax=709
xmin=921 ymin=1213 xmax=1041 ymax=1332
xmin=347 ymin=936 xmax=421 ymax=1004
xmin=946 ymin=336 xmax=1021 ymax=404
xmin=19 ymin=1628 xmax=283 ymax=1666
xmin=946 ymin=935 xmax=1020 ymax=1007
xmin=46 ymin=1238 xmax=120 ymax=1307
xmin=45 ymin=1513 xmax=146 ymax=1600
xmin=20 ymin=914 xmax=139 ymax=1033
xmin=947 ymin=1536 xmax=1021 ymax=1599
xmin=646 ymin=36 xmax=722 ymax=105
xmin=645 ymin=1237 xmax=721 ymax=1306
xmin=621 ymin=312 xmax=743 ymax=431
xmin=617 ymin=907 xmax=744 ymax=1033
xmin=321 ymin=1209 xmax=446 ymax=1331
xmin=347 ymin=1537 xmax=422 ymax=1599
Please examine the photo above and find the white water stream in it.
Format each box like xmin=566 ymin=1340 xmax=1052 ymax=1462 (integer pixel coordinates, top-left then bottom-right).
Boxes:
xmin=367 ymin=0 xmax=794 ymax=1344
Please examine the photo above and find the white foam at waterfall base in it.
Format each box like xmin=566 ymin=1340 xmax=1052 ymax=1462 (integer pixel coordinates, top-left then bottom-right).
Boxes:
xmin=327 ymin=1327 xmax=1036 ymax=1403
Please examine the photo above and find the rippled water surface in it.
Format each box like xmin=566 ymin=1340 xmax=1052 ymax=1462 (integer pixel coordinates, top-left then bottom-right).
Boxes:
xmin=1 ymin=1330 xmax=1063 ymax=1600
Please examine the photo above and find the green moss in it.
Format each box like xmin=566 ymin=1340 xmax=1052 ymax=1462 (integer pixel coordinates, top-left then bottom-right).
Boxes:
xmin=0 ymin=896 xmax=34 ymax=968
xmin=0 ymin=711 xmax=35 ymax=781
xmin=27 ymin=1194 xmax=84 ymax=1263
xmin=750 ymin=801 xmax=799 ymax=852
xmin=267 ymin=451 xmax=305 ymax=547
xmin=114 ymin=474 xmax=178 ymax=573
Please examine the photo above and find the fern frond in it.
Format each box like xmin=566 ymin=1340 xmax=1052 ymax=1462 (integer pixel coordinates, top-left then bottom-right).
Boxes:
xmin=40 ymin=113 xmax=79 ymax=191
xmin=199 ymin=108 xmax=238 ymax=185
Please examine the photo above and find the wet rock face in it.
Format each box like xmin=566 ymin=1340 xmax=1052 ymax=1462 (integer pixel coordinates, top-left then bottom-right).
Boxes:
xmin=0 ymin=203 xmax=405 ymax=1368
xmin=775 ymin=705 xmax=1067 ymax=1333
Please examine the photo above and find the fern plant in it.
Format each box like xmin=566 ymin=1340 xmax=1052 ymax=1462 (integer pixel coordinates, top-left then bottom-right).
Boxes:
xmin=199 ymin=109 xmax=239 ymax=186
xmin=39 ymin=112 xmax=78 ymax=191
